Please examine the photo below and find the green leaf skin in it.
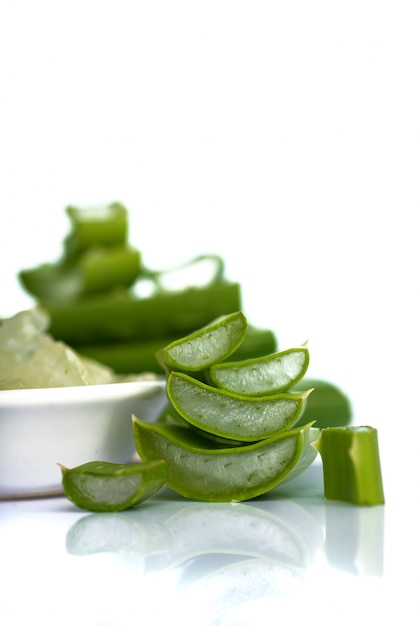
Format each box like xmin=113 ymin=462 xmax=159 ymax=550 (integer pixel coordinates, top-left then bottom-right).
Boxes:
xmin=132 ymin=417 xmax=318 ymax=502
xmin=167 ymin=372 xmax=312 ymax=442
xmin=19 ymin=246 xmax=141 ymax=303
xmin=64 ymin=202 xmax=129 ymax=259
xmin=209 ymin=346 xmax=309 ymax=396
xmin=227 ymin=325 xmax=277 ymax=362
xmin=46 ymin=282 xmax=242 ymax=346
xmin=156 ymin=311 xmax=248 ymax=373
xmin=293 ymin=379 xmax=352 ymax=429
xmin=312 ymin=426 xmax=385 ymax=505
xmin=59 ymin=459 xmax=168 ymax=512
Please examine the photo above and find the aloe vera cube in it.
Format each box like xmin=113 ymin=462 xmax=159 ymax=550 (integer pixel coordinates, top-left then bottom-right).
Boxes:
xmin=167 ymin=372 xmax=311 ymax=441
xmin=157 ymin=311 xmax=248 ymax=373
xmin=209 ymin=346 xmax=309 ymax=396
xmin=132 ymin=418 xmax=318 ymax=502
xmin=312 ymin=426 xmax=385 ymax=505
xmin=59 ymin=459 xmax=168 ymax=512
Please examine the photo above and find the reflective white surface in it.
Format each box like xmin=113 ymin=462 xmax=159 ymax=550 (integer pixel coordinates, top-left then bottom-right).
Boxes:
xmin=0 ymin=459 xmax=414 ymax=626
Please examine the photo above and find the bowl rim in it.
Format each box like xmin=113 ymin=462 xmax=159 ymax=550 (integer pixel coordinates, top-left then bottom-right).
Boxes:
xmin=0 ymin=377 xmax=166 ymax=406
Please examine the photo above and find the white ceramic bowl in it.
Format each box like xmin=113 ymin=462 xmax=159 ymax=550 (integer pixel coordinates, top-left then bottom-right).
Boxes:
xmin=0 ymin=378 xmax=167 ymax=498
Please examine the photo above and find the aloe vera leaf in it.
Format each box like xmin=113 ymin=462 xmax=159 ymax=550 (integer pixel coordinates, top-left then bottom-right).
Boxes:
xmin=293 ymin=378 xmax=352 ymax=428
xmin=59 ymin=459 xmax=168 ymax=512
xmin=228 ymin=324 xmax=277 ymax=361
xmin=132 ymin=418 xmax=318 ymax=502
xmin=312 ymin=426 xmax=385 ymax=505
xmin=46 ymin=281 xmax=242 ymax=346
xmin=167 ymin=372 xmax=312 ymax=441
xmin=64 ymin=202 xmax=129 ymax=259
xmin=209 ymin=346 xmax=309 ymax=396
xmin=156 ymin=312 xmax=248 ymax=373
xmin=19 ymin=246 xmax=141 ymax=303
xmin=76 ymin=322 xmax=277 ymax=376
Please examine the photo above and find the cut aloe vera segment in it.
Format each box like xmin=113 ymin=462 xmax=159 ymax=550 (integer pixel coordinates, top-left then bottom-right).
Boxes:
xmin=312 ymin=426 xmax=385 ymax=505
xmin=59 ymin=459 xmax=168 ymax=512
xmin=156 ymin=311 xmax=248 ymax=373
xmin=209 ymin=346 xmax=309 ymax=396
xmin=167 ymin=372 xmax=312 ymax=441
xmin=132 ymin=418 xmax=318 ymax=502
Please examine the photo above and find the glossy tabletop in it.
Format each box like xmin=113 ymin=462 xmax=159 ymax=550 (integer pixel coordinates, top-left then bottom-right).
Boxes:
xmin=1 ymin=452 xmax=415 ymax=626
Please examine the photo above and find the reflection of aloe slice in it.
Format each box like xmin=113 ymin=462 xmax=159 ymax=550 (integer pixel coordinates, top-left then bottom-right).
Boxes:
xmin=177 ymin=557 xmax=303 ymax=623
xmin=65 ymin=510 xmax=172 ymax=556
xmin=59 ymin=459 xmax=168 ymax=512
xmin=325 ymin=502 xmax=385 ymax=576
xmin=132 ymin=418 xmax=318 ymax=502
xmin=145 ymin=502 xmax=307 ymax=573
xmin=167 ymin=372 xmax=312 ymax=441
xmin=156 ymin=311 xmax=247 ymax=373
xmin=209 ymin=346 xmax=310 ymax=396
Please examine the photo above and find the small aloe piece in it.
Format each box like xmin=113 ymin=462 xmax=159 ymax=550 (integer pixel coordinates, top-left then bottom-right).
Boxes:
xmin=209 ymin=346 xmax=309 ymax=396
xmin=156 ymin=311 xmax=248 ymax=373
xmin=167 ymin=371 xmax=312 ymax=442
xmin=64 ymin=202 xmax=129 ymax=258
xmin=19 ymin=246 xmax=141 ymax=303
xmin=312 ymin=426 xmax=385 ymax=505
xmin=59 ymin=459 xmax=168 ymax=512
xmin=132 ymin=417 xmax=318 ymax=502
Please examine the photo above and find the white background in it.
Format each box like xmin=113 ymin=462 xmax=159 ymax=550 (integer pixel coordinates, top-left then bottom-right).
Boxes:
xmin=1 ymin=1 xmax=417 ymax=497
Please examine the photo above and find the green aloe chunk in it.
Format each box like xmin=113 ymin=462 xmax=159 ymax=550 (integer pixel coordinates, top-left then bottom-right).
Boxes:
xmin=312 ymin=426 xmax=385 ymax=505
xmin=46 ymin=281 xmax=242 ymax=346
xmin=156 ymin=311 xmax=248 ymax=373
xmin=19 ymin=246 xmax=141 ymax=303
xmin=293 ymin=379 xmax=352 ymax=428
xmin=64 ymin=202 xmax=129 ymax=259
xmin=59 ymin=459 xmax=168 ymax=512
xmin=132 ymin=418 xmax=318 ymax=502
xmin=167 ymin=372 xmax=312 ymax=441
xmin=209 ymin=346 xmax=309 ymax=396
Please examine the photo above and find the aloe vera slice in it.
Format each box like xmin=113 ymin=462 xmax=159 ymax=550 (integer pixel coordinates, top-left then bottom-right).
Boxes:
xmin=156 ymin=311 xmax=248 ymax=373
xmin=132 ymin=418 xmax=318 ymax=502
xmin=59 ymin=459 xmax=168 ymax=512
xmin=209 ymin=346 xmax=309 ymax=396
xmin=167 ymin=372 xmax=312 ymax=441
xmin=312 ymin=426 xmax=385 ymax=505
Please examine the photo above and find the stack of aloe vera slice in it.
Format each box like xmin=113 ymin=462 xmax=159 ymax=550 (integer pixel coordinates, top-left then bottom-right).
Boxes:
xmin=133 ymin=312 xmax=320 ymax=502
xmin=60 ymin=313 xmax=384 ymax=509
